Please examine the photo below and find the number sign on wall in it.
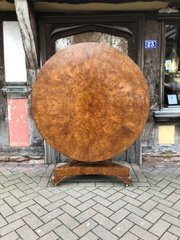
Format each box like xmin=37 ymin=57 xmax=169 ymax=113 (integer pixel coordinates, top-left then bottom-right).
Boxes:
xmin=145 ymin=40 xmax=157 ymax=49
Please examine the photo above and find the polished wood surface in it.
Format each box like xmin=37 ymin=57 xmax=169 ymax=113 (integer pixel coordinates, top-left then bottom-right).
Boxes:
xmin=52 ymin=160 xmax=131 ymax=186
xmin=32 ymin=42 xmax=149 ymax=162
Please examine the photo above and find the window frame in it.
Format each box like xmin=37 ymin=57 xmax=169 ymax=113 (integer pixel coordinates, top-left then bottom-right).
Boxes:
xmin=154 ymin=13 xmax=180 ymax=122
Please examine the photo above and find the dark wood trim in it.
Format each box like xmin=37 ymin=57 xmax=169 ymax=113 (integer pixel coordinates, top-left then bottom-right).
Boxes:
xmin=157 ymin=13 xmax=180 ymax=22
xmin=0 ymin=12 xmax=17 ymax=21
xmin=159 ymin=21 xmax=165 ymax=110
xmin=7 ymin=0 xmax=171 ymax=3
xmin=155 ymin=13 xmax=180 ymax=120
xmin=39 ymin=13 xmax=144 ymax=65
xmin=0 ymin=21 xmax=4 ymax=89
xmin=0 ymin=21 xmax=9 ymax=146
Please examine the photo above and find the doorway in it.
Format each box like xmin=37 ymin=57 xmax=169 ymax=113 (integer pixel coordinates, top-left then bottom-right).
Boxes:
xmin=39 ymin=13 xmax=145 ymax=164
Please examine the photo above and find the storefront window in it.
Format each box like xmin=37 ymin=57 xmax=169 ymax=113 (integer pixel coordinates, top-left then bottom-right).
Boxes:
xmin=164 ymin=24 xmax=180 ymax=107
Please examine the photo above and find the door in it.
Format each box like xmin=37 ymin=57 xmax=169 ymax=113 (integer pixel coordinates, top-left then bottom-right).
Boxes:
xmin=39 ymin=14 xmax=144 ymax=164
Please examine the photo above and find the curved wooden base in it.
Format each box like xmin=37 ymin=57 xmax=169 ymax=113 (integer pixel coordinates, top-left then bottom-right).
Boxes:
xmin=52 ymin=160 xmax=132 ymax=186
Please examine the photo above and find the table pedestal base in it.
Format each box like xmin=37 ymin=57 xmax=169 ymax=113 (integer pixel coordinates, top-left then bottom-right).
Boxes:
xmin=52 ymin=160 xmax=132 ymax=186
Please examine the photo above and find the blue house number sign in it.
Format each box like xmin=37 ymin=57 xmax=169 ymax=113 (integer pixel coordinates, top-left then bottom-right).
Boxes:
xmin=145 ymin=40 xmax=157 ymax=49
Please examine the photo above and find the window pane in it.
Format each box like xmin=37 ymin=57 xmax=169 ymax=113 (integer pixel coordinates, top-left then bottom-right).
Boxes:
xmin=3 ymin=21 xmax=27 ymax=82
xmin=164 ymin=24 xmax=180 ymax=107
xmin=55 ymin=32 xmax=128 ymax=54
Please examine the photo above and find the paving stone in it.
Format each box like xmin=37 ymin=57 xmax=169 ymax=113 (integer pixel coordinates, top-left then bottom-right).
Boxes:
xmin=92 ymin=225 xmax=118 ymax=240
xmin=121 ymin=189 xmax=139 ymax=198
xmin=162 ymin=213 xmax=180 ymax=227
xmin=110 ymin=208 xmax=130 ymax=223
xmin=152 ymin=196 xmax=173 ymax=207
xmin=58 ymin=213 xmax=79 ymax=230
xmin=29 ymin=203 xmax=48 ymax=217
xmin=92 ymin=203 xmax=113 ymax=217
xmin=161 ymin=186 xmax=175 ymax=195
xmin=166 ymin=192 xmax=180 ymax=204
xmin=4 ymin=195 xmax=20 ymax=207
xmin=41 ymin=208 xmax=63 ymax=223
xmin=10 ymin=188 xmax=25 ymax=198
xmin=140 ymin=199 xmax=158 ymax=212
xmin=145 ymin=208 xmax=164 ymax=223
xmin=79 ymin=231 xmax=98 ymax=240
xmin=20 ymin=176 xmax=34 ymax=184
xmin=156 ymin=179 xmax=170 ymax=188
xmin=64 ymin=195 xmax=81 ymax=207
xmin=0 ymin=192 xmax=11 ymax=200
xmin=76 ymin=208 xmax=97 ymax=223
xmin=92 ymin=189 xmax=110 ymax=198
xmin=3 ymin=179 xmax=21 ymax=188
xmin=92 ymin=213 xmax=116 ymax=230
xmin=120 ymin=232 xmax=139 ymax=240
xmin=6 ymin=208 xmax=30 ymax=223
xmin=0 ymin=219 xmax=25 ymax=236
xmin=18 ymin=192 xmax=39 ymax=202
xmin=148 ymin=189 xmax=167 ymax=199
xmin=93 ymin=195 xmax=111 ymax=206
xmin=108 ymin=199 xmax=127 ymax=211
xmin=122 ymin=196 xmax=142 ymax=206
xmin=136 ymin=192 xmax=152 ymax=202
xmin=107 ymin=192 xmax=124 ymax=201
xmin=38 ymin=231 xmax=59 ymax=240
xmin=157 ymin=203 xmax=180 ymax=218
xmin=127 ymin=213 xmax=152 ymax=230
xmin=111 ymin=219 xmax=134 ymax=238
xmin=16 ymin=182 xmax=30 ymax=191
xmin=45 ymin=199 xmax=65 ymax=211
xmin=77 ymin=199 xmax=96 ymax=211
xmin=0 ymin=231 xmax=19 ymax=240
xmin=61 ymin=203 xmax=81 ymax=217
xmin=0 ymin=203 xmax=14 ymax=217
xmin=172 ymin=200 xmax=180 ymax=211
xmin=35 ymin=219 xmax=61 ymax=237
xmin=0 ymin=199 xmax=5 ymax=205
xmin=0 ymin=175 xmax=8 ymax=184
xmin=48 ymin=192 xmax=67 ymax=202
xmin=0 ymin=163 xmax=180 ymax=240
xmin=23 ymin=213 xmax=44 ymax=229
xmin=65 ymin=189 xmax=82 ymax=198
xmin=130 ymin=225 xmax=158 ymax=240
xmin=0 ymin=214 xmax=7 ymax=227
xmin=55 ymin=225 xmax=78 ymax=240
xmin=149 ymin=219 xmax=170 ymax=237
xmin=16 ymin=224 xmax=39 ymax=240
xmin=74 ymin=219 xmax=97 ymax=237
xmin=124 ymin=203 xmax=146 ymax=217
xmin=160 ymin=232 xmax=178 ymax=240
xmin=168 ymin=225 xmax=180 ymax=238
xmin=38 ymin=189 xmax=54 ymax=198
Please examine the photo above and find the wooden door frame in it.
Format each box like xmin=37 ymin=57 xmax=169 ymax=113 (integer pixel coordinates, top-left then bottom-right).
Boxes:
xmin=39 ymin=13 xmax=145 ymax=164
xmin=39 ymin=13 xmax=145 ymax=68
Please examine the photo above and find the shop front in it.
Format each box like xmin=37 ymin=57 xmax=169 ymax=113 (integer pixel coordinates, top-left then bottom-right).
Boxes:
xmin=0 ymin=0 xmax=179 ymax=164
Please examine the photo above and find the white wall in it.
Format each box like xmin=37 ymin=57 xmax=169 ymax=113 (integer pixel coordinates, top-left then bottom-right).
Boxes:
xmin=3 ymin=21 xmax=27 ymax=83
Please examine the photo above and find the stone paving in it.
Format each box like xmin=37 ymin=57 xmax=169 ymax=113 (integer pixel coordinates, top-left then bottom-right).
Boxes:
xmin=0 ymin=162 xmax=180 ymax=240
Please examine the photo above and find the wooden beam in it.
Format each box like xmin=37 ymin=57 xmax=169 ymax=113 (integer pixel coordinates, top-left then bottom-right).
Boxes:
xmin=14 ymin=0 xmax=38 ymax=70
xmin=8 ymin=0 xmax=170 ymax=3
xmin=14 ymin=0 xmax=41 ymax=146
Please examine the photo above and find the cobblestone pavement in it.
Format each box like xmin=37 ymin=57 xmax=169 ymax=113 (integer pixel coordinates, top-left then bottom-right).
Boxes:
xmin=0 ymin=162 xmax=179 ymax=240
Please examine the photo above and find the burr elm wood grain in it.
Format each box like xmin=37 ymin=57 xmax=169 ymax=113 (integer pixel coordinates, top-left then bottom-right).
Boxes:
xmin=32 ymin=42 xmax=149 ymax=162
xmin=52 ymin=160 xmax=131 ymax=186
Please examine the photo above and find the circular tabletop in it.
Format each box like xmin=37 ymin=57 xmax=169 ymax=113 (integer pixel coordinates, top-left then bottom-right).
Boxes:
xmin=32 ymin=42 xmax=149 ymax=162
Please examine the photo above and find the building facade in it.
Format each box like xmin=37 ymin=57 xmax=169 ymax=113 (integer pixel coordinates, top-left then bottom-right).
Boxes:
xmin=0 ymin=0 xmax=180 ymax=164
